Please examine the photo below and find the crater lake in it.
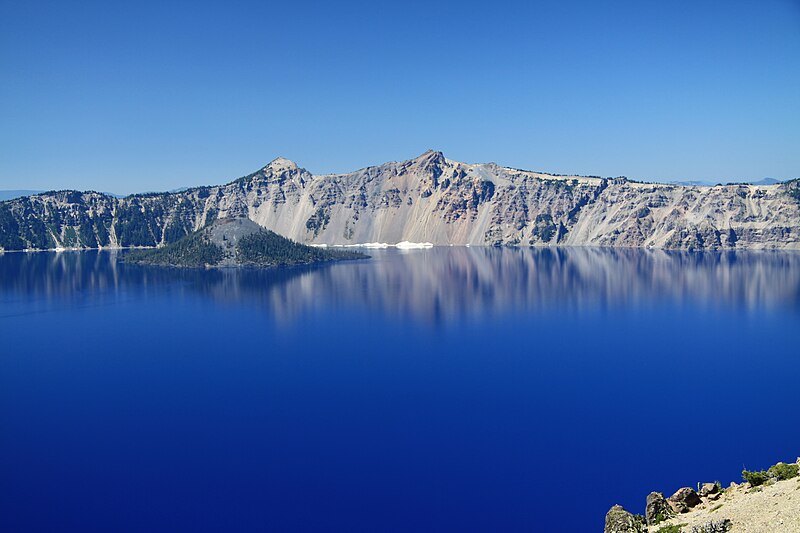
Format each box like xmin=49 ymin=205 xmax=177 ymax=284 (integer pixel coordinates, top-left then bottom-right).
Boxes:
xmin=1 ymin=247 xmax=799 ymax=532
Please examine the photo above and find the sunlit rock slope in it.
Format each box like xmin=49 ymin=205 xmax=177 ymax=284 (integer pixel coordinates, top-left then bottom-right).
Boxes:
xmin=1 ymin=150 xmax=798 ymax=251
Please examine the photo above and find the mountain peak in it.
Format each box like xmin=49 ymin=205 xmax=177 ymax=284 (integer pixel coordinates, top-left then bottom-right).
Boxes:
xmin=415 ymin=149 xmax=445 ymax=162
xmin=264 ymin=157 xmax=298 ymax=172
xmin=408 ymin=149 xmax=447 ymax=170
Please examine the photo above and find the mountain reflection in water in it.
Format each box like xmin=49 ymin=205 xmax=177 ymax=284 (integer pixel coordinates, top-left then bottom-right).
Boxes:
xmin=2 ymin=247 xmax=798 ymax=324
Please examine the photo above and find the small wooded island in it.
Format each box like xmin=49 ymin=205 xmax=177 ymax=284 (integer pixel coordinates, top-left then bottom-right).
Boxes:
xmin=125 ymin=218 xmax=367 ymax=268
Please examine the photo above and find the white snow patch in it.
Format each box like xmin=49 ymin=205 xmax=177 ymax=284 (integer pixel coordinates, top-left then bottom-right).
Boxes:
xmin=325 ymin=242 xmax=435 ymax=249
xmin=396 ymin=241 xmax=433 ymax=249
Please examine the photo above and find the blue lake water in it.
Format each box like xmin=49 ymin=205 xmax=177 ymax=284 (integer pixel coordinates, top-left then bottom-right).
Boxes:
xmin=1 ymin=247 xmax=799 ymax=532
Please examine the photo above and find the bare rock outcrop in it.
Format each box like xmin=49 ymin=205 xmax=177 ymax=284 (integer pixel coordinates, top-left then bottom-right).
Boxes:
xmin=645 ymin=491 xmax=674 ymax=525
xmin=668 ymin=487 xmax=703 ymax=513
xmin=698 ymin=482 xmax=720 ymax=498
xmin=604 ymin=505 xmax=645 ymax=533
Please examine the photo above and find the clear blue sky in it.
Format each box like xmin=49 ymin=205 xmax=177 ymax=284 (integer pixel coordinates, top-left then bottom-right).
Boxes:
xmin=2 ymin=0 xmax=799 ymax=193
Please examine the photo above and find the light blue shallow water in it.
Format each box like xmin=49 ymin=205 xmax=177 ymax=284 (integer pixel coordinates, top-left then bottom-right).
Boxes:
xmin=1 ymin=247 xmax=798 ymax=532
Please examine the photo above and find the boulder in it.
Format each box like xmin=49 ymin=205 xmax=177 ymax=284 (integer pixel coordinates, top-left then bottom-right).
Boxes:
xmin=699 ymin=482 xmax=719 ymax=497
xmin=645 ymin=491 xmax=674 ymax=525
xmin=668 ymin=487 xmax=702 ymax=513
xmin=604 ymin=505 xmax=645 ymax=533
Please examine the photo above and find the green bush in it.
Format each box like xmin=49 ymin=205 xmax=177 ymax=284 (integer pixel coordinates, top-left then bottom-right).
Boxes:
xmin=767 ymin=462 xmax=799 ymax=481
xmin=742 ymin=469 xmax=769 ymax=487
xmin=743 ymin=462 xmax=799 ymax=487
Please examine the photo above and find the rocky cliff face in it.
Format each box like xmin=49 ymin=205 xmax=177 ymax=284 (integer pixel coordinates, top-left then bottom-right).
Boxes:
xmin=1 ymin=150 xmax=799 ymax=251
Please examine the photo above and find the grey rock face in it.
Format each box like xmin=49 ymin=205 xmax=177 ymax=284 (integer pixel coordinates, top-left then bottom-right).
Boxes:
xmin=2 ymin=151 xmax=799 ymax=251
xmin=645 ymin=491 xmax=674 ymax=525
xmin=668 ymin=487 xmax=703 ymax=513
xmin=604 ymin=505 xmax=645 ymax=533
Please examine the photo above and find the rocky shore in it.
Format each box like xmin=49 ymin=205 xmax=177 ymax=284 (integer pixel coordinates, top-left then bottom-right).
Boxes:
xmin=605 ymin=458 xmax=799 ymax=533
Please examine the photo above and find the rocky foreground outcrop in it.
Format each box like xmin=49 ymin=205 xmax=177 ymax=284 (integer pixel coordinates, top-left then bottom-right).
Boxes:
xmin=605 ymin=458 xmax=800 ymax=533
xmin=2 ymin=150 xmax=799 ymax=251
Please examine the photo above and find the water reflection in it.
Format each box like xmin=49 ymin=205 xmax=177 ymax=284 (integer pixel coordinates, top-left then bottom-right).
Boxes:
xmin=1 ymin=247 xmax=799 ymax=323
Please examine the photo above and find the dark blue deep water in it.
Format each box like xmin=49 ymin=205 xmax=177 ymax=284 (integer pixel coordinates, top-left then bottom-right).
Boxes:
xmin=1 ymin=247 xmax=799 ymax=532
